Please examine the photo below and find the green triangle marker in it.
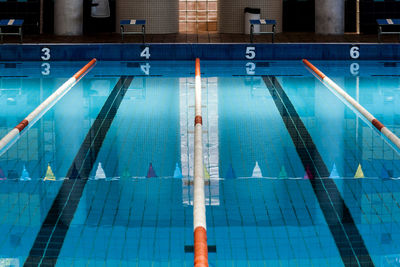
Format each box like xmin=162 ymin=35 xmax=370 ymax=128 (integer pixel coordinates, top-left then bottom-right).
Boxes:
xmin=204 ymin=165 xmax=210 ymax=180
xmin=278 ymin=166 xmax=288 ymax=179
xmin=121 ymin=166 xmax=131 ymax=181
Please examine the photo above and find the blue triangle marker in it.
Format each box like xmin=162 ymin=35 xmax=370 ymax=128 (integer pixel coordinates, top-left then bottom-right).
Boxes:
xmin=380 ymin=168 xmax=390 ymax=179
xmin=20 ymin=165 xmax=31 ymax=181
xmin=69 ymin=163 xmax=80 ymax=179
xmin=329 ymin=163 xmax=340 ymax=179
xmin=225 ymin=164 xmax=236 ymax=179
xmin=146 ymin=163 xmax=157 ymax=178
xmin=173 ymin=163 xmax=183 ymax=178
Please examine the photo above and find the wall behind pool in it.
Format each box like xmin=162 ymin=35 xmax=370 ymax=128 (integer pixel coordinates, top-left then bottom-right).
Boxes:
xmin=0 ymin=44 xmax=399 ymax=61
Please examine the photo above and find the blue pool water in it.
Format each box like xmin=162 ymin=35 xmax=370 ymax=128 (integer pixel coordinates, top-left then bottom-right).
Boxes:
xmin=0 ymin=60 xmax=400 ymax=266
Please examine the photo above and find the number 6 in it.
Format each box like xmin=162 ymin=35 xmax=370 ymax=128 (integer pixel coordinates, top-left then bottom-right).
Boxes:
xmin=350 ymin=46 xmax=359 ymax=59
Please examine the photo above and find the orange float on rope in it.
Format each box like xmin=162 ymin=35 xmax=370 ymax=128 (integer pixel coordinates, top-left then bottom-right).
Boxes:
xmin=195 ymin=58 xmax=201 ymax=77
xmin=194 ymin=226 xmax=208 ymax=266
xmin=302 ymin=59 xmax=326 ymax=79
xmin=73 ymin=58 xmax=97 ymax=80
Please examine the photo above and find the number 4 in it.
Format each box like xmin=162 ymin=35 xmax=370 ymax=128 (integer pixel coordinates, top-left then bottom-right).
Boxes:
xmin=140 ymin=63 xmax=150 ymax=75
xmin=140 ymin=47 xmax=150 ymax=59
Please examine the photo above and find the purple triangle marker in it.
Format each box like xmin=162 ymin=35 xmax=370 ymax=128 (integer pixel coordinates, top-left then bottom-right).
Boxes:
xmin=146 ymin=163 xmax=157 ymax=178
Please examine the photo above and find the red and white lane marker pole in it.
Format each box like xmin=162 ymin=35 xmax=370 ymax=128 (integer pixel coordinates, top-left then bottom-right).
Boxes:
xmin=303 ymin=59 xmax=400 ymax=150
xmin=193 ymin=58 xmax=208 ymax=267
xmin=0 ymin=58 xmax=97 ymax=155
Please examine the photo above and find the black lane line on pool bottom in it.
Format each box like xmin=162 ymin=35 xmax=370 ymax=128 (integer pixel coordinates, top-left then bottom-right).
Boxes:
xmin=262 ymin=76 xmax=374 ymax=267
xmin=24 ymin=76 xmax=133 ymax=267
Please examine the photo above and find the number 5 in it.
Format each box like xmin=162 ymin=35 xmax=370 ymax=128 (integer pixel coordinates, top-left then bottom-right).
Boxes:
xmin=246 ymin=62 xmax=255 ymax=75
xmin=246 ymin=47 xmax=256 ymax=60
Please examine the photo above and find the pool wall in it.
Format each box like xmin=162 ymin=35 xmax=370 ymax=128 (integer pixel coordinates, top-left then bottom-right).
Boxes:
xmin=0 ymin=44 xmax=399 ymax=61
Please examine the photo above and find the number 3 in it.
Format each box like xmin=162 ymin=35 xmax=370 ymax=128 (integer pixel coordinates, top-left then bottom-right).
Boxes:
xmin=41 ymin=63 xmax=50 ymax=75
xmin=41 ymin=47 xmax=50 ymax=61
xmin=246 ymin=47 xmax=256 ymax=60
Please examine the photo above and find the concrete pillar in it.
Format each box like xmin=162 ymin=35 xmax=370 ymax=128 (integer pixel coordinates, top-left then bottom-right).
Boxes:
xmin=54 ymin=0 xmax=84 ymax=35
xmin=315 ymin=0 xmax=344 ymax=34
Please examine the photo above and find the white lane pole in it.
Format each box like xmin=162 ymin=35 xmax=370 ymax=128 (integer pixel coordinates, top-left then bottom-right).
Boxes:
xmin=0 ymin=58 xmax=97 ymax=156
xmin=303 ymin=59 xmax=400 ymax=150
xmin=193 ymin=58 xmax=208 ymax=267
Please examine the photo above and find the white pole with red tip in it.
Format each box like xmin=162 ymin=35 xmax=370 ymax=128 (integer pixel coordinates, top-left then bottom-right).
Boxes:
xmin=303 ymin=59 xmax=400 ymax=150
xmin=193 ymin=58 xmax=208 ymax=267
xmin=0 ymin=58 xmax=97 ymax=156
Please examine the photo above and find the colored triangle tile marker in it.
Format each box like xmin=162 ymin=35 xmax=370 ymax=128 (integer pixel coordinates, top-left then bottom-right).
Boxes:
xmin=146 ymin=163 xmax=157 ymax=178
xmin=8 ymin=170 xmax=18 ymax=179
xmin=278 ymin=166 xmax=288 ymax=179
xmin=95 ymin=162 xmax=106 ymax=180
xmin=69 ymin=163 xmax=80 ymax=179
xmin=174 ymin=163 xmax=183 ymax=178
xmin=225 ymin=164 xmax=236 ymax=179
xmin=304 ymin=165 xmax=314 ymax=179
xmin=252 ymin=161 xmax=262 ymax=178
xmin=121 ymin=166 xmax=131 ymax=180
xmin=380 ymin=168 xmax=390 ymax=179
xmin=43 ymin=163 xmax=56 ymax=181
xmin=203 ymin=165 xmax=210 ymax=180
xmin=20 ymin=165 xmax=31 ymax=181
xmin=354 ymin=164 xmax=365 ymax=178
xmin=329 ymin=163 xmax=340 ymax=179
xmin=0 ymin=166 xmax=6 ymax=180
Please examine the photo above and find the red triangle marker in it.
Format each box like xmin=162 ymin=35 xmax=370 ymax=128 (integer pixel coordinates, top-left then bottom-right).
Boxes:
xmin=304 ymin=165 xmax=313 ymax=179
xmin=146 ymin=163 xmax=157 ymax=178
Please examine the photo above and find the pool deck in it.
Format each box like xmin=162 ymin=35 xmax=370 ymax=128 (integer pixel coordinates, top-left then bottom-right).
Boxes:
xmin=1 ymin=32 xmax=399 ymax=44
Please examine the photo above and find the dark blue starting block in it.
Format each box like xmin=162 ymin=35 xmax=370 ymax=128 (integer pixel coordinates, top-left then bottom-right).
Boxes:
xmin=120 ymin=19 xmax=146 ymax=43
xmin=0 ymin=19 xmax=23 ymax=43
xmin=250 ymin=19 xmax=276 ymax=43
xmin=377 ymin=19 xmax=400 ymax=42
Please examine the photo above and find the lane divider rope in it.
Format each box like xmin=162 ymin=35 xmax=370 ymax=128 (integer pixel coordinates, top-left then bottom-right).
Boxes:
xmin=0 ymin=58 xmax=97 ymax=156
xmin=303 ymin=59 xmax=400 ymax=150
xmin=193 ymin=58 xmax=208 ymax=267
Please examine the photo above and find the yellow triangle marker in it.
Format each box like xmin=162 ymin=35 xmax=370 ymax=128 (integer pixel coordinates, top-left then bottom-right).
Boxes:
xmin=204 ymin=165 xmax=210 ymax=180
xmin=354 ymin=164 xmax=364 ymax=178
xmin=44 ymin=163 xmax=56 ymax=181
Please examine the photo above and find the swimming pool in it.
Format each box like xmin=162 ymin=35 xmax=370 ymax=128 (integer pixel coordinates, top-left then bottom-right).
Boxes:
xmin=1 ymin=60 xmax=400 ymax=266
